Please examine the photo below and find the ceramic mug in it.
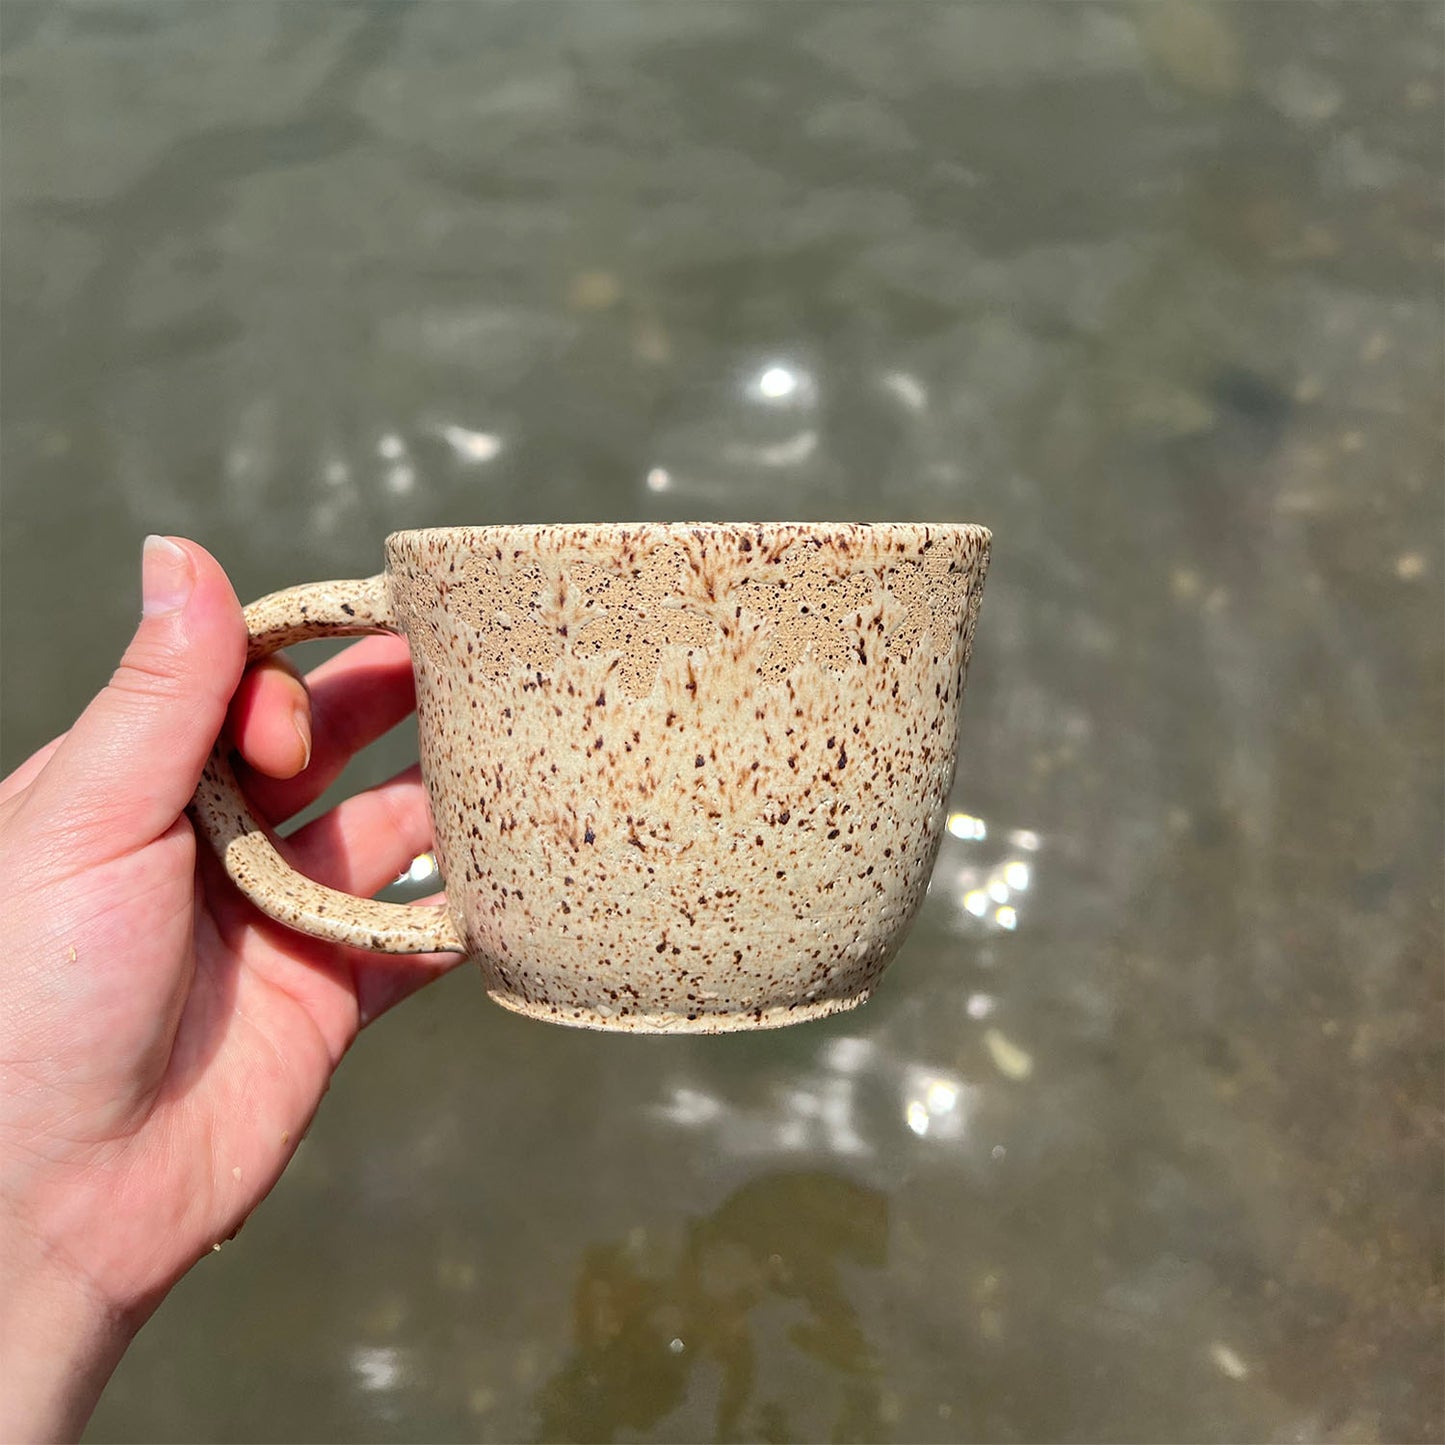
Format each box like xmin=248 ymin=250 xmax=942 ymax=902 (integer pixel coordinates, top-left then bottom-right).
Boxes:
xmin=191 ymin=522 xmax=991 ymax=1032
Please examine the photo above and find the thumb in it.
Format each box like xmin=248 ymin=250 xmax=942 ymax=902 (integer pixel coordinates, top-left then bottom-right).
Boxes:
xmin=29 ymin=536 xmax=248 ymax=861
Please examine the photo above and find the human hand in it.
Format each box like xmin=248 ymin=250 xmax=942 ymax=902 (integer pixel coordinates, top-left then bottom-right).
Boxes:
xmin=0 ymin=537 xmax=462 ymax=1441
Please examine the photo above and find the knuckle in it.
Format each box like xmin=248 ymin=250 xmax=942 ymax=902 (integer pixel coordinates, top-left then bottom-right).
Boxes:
xmin=108 ymin=654 xmax=186 ymax=701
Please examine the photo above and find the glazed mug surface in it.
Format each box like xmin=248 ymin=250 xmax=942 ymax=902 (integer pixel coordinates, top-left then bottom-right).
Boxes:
xmin=191 ymin=522 xmax=990 ymax=1032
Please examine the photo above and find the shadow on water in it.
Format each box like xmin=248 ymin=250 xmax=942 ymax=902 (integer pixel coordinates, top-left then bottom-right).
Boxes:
xmin=535 ymin=1169 xmax=888 ymax=1444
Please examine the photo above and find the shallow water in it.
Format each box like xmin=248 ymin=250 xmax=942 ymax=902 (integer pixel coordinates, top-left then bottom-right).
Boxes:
xmin=2 ymin=3 xmax=1442 ymax=1440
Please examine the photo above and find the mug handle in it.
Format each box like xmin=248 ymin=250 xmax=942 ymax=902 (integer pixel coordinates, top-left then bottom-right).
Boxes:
xmin=188 ymin=574 xmax=467 ymax=956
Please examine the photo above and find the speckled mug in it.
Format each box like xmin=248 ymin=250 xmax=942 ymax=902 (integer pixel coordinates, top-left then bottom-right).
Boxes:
xmin=191 ymin=523 xmax=990 ymax=1032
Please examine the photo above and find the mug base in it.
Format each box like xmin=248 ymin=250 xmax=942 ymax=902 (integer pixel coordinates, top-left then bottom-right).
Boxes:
xmin=484 ymin=984 xmax=874 ymax=1034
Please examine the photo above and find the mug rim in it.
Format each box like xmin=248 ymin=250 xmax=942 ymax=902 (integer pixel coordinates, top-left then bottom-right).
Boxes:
xmin=386 ymin=520 xmax=991 ymax=546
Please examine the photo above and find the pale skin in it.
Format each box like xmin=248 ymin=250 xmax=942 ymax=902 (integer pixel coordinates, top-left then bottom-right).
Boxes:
xmin=0 ymin=537 xmax=462 ymax=1441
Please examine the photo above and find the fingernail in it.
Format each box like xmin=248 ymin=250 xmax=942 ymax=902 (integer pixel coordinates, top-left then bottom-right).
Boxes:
xmin=142 ymin=535 xmax=194 ymax=617
xmin=292 ymin=704 xmax=312 ymax=771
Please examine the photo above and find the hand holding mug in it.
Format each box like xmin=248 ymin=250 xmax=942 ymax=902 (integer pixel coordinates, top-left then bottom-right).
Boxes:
xmin=0 ymin=538 xmax=463 ymax=1440
xmin=193 ymin=523 xmax=991 ymax=1031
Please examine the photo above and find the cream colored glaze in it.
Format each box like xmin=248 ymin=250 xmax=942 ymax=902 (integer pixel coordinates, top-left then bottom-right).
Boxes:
xmin=191 ymin=523 xmax=990 ymax=1033
xmin=388 ymin=522 xmax=990 ymax=1031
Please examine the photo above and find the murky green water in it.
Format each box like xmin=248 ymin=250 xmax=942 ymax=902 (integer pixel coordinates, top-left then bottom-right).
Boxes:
xmin=3 ymin=3 xmax=1442 ymax=1440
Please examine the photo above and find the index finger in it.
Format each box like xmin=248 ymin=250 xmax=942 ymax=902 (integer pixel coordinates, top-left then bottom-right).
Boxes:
xmin=228 ymin=654 xmax=312 ymax=780
xmin=232 ymin=632 xmax=418 ymax=825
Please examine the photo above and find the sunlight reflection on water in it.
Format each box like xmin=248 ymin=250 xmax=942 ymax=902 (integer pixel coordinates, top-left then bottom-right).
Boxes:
xmin=931 ymin=811 xmax=1043 ymax=935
